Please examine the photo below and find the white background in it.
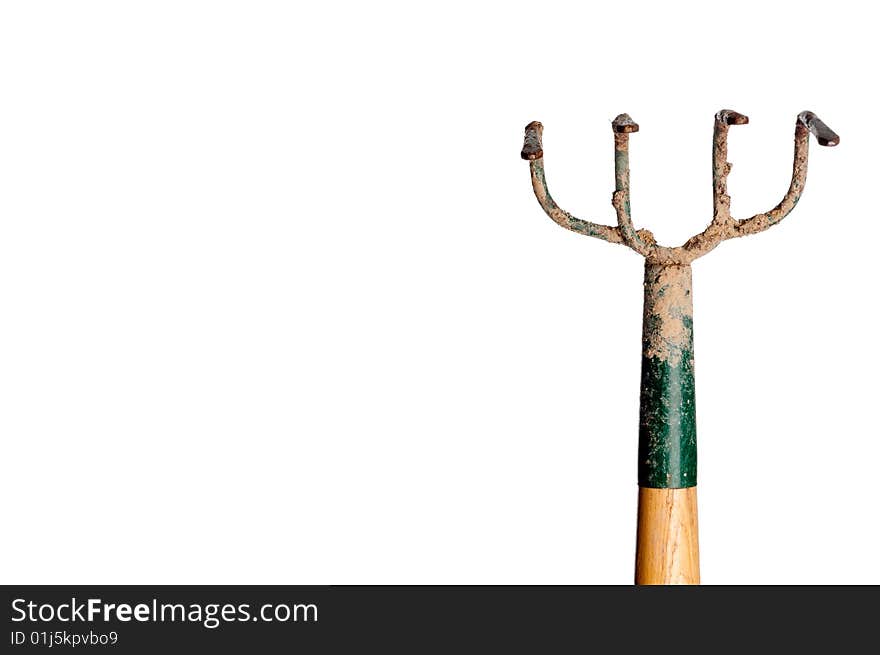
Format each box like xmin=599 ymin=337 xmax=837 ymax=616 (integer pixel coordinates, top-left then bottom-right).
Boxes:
xmin=1 ymin=1 xmax=877 ymax=584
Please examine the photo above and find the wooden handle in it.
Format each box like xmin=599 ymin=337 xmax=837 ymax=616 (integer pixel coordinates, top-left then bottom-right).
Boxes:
xmin=635 ymin=487 xmax=700 ymax=585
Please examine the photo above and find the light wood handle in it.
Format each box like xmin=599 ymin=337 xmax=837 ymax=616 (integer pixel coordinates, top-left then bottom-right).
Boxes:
xmin=635 ymin=487 xmax=700 ymax=585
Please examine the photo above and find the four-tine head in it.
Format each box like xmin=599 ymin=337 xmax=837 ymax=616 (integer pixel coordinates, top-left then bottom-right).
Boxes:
xmin=521 ymin=110 xmax=838 ymax=264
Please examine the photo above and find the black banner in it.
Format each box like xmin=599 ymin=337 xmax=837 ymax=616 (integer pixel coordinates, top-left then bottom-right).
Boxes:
xmin=1 ymin=586 xmax=876 ymax=652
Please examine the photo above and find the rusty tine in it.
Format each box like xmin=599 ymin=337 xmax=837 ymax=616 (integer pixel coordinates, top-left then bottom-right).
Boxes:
xmin=612 ymin=113 xmax=639 ymax=133
xmin=715 ymin=109 xmax=749 ymax=126
xmin=520 ymin=121 xmax=544 ymax=160
xmin=798 ymin=111 xmax=840 ymax=146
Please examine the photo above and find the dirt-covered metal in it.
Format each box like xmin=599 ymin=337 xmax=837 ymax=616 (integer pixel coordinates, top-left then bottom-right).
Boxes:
xmin=639 ymin=263 xmax=696 ymax=488
xmin=522 ymin=110 xmax=838 ymax=265
xmin=520 ymin=110 xmax=838 ymax=489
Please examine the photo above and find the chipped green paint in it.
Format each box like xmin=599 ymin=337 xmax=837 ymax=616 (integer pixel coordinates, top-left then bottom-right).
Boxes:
xmin=614 ymin=147 xmax=630 ymax=214
xmin=530 ymin=160 xmax=624 ymax=241
xmin=638 ymin=351 xmax=697 ymax=488
xmin=638 ymin=263 xmax=697 ymax=488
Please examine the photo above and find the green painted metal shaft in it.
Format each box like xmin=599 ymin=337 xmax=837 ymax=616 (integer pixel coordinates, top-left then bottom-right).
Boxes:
xmin=638 ymin=262 xmax=697 ymax=488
